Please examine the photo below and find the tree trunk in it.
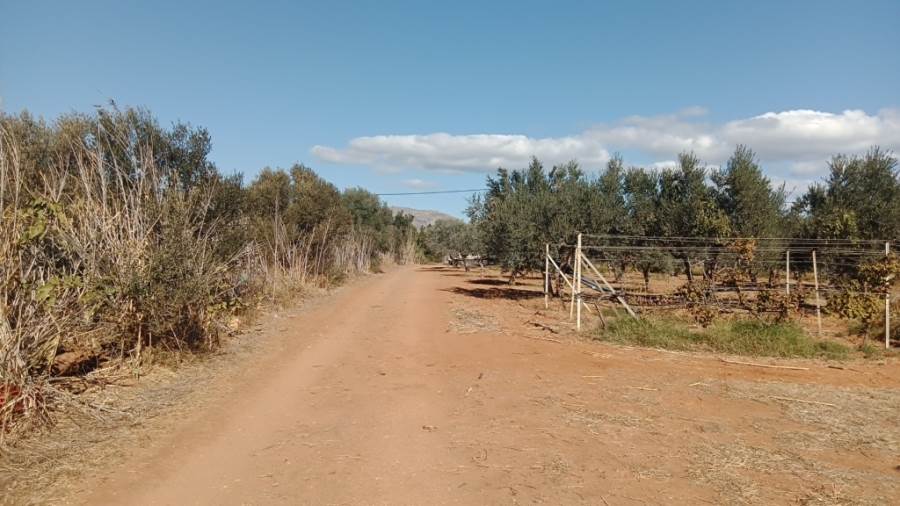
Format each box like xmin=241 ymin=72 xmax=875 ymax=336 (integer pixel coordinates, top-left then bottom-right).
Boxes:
xmin=705 ymin=257 xmax=719 ymax=282
xmin=614 ymin=259 xmax=627 ymax=283
xmin=683 ymin=257 xmax=694 ymax=283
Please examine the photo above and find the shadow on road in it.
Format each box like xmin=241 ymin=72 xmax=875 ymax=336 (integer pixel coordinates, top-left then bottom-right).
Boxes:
xmin=415 ymin=266 xmax=452 ymax=272
xmin=443 ymin=286 xmax=542 ymax=301
xmin=466 ymin=278 xmax=511 ymax=286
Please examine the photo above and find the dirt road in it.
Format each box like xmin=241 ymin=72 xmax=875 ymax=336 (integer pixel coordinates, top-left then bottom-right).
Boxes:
xmin=69 ymin=266 xmax=899 ymax=504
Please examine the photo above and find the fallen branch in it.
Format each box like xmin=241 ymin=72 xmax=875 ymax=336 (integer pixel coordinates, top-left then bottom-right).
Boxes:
xmin=828 ymin=364 xmax=863 ymax=372
xmin=768 ymin=396 xmax=836 ymax=407
xmin=719 ymin=359 xmax=809 ymax=371
xmin=527 ymin=321 xmax=559 ymax=334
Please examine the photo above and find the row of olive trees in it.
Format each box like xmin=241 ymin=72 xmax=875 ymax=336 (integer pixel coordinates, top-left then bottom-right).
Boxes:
xmin=417 ymin=219 xmax=481 ymax=269
xmin=467 ymin=146 xmax=899 ymax=282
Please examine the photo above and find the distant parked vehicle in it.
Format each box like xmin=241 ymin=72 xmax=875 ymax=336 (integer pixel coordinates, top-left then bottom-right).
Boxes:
xmin=446 ymin=254 xmax=491 ymax=270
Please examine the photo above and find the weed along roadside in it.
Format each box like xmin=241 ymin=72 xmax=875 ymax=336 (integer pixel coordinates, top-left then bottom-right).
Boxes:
xmin=595 ymin=317 xmax=850 ymax=359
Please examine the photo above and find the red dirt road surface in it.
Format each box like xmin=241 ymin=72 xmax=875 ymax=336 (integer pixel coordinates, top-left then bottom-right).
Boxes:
xmin=65 ymin=266 xmax=900 ymax=504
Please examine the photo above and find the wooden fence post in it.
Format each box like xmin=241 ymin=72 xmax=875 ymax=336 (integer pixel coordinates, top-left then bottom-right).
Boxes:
xmin=544 ymin=243 xmax=550 ymax=309
xmin=887 ymin=242 xmax=891 ymax=349
xmin=812 ymin=249 xmax=822 ymax=336
xmin=569 ymin=247 xmax=576 ymax=320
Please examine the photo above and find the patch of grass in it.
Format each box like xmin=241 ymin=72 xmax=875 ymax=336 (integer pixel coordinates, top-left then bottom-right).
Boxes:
xmin=597 ymin=317 xmax=700 ymax=350
xmin=596 ymin=317 xmax=850 ymax=359
xmin=859 ymin=342 xmax=885 ymax=359
xmin=707 ymin=320 xmax=849 ymax=359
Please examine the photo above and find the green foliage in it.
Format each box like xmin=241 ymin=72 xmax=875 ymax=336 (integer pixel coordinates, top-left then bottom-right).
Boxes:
xmin=712 ymin=320 xmax=849 ymax=359
xmin=596 ymin=317 xmax=849 ymax=359
xmin=677 ymin=280 xmax=718 ymax=327
xmin=793 ymin=148 xmax=900 ymax=241
xmin=468 ymin=157 xmax=621 ymax=278
xmin=1 ymin=105 xmax=416 ymax=426
xmin=598 ymin=317 xmax=697 ymax=349
xmin=418 ymin=219 xmax=481 ymax=263
xmin=828 ymin=284 xmax=881 ymax=327
xmin=828 ymin=255 xmax=900 ymax=340
xmin=754 ymin=289 xmax=803 ymax=323
xmin=341 ymin=187 xmax=416 ymax=264
xmin=658 ymin=153 xmax=731 ymax=239
xmin=857 ymin=254 xmax=900 ymax=293
xmin=469 ymin=151 xmax=742 ymax=280
xmin=712 ymin=146 xmax=787 ymax=238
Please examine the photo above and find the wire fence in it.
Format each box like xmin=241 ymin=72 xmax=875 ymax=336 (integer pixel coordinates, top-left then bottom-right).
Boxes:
xmin=543 ymin=234 xmax=896 ymax=347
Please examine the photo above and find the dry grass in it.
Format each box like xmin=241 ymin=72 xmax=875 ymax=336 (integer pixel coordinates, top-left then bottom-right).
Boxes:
xmin=724 ymin=380 xmax=900 ymax=453
xmin=1 ymin=117 xmax=237 ymax=433
xmin=549 ymin=356 xmax=900 ymax=504
xmin=688 ymin=441 xmax=871 ymax=505
xmin=0 ymin=320 xmax=272 ymax=505
xmin=448 ymin=306 xmax=501 ymax=334
xmin=0 ymin=110 xmax=388 ymax=436
xmin=680 ymin=378 xmax=900 ymax=505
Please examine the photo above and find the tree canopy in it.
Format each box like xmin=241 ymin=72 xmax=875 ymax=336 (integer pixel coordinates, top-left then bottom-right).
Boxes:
xmin=468 ymin=146 xmax=899 ymax=278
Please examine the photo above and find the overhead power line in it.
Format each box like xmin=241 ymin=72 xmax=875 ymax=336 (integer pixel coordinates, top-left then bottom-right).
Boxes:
xmin=375 ymin=188 xmax=488 ymax=196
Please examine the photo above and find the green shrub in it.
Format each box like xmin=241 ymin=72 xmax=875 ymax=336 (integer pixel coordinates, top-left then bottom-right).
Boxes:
xmin=0 ymin=105 xmax=417 ymax=431
xmin=704 ymin=320 xmax=848 ymax=359
xmin=597 ymin=317 xmax=700 ymax=350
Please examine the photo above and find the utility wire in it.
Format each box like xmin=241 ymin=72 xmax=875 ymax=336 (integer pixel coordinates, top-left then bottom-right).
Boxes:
xmin=375 ymin=188 xmax=488 ymax=196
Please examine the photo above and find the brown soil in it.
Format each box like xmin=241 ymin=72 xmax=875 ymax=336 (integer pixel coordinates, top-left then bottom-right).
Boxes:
xmin=5 ymin=265 xmax=900 ymax=505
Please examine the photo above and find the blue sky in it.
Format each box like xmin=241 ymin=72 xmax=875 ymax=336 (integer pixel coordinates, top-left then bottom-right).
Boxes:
xmin=2 ymin=0 xmax=899 ymax=217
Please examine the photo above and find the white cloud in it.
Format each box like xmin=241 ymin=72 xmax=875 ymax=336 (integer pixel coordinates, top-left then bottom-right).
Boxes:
xmin=584 ymin=112 xmax=728 ymax=160
xmin=721 ymin=109 xmax=900 ymax=164
xmin=312 ymin=108 xmax=900 ymax=181
xmin=401 ymin=178 xmax=438 ymax=190
xmin=312 ymin=133 xmax=611 ymax=173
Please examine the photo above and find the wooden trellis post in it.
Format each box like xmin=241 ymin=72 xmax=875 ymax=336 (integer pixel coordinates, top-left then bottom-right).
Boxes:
xmin=547 ymin=253 xmax=574 ymax=294
xmin=580 ymin=253 xmax=637 ymax=318
xmin=812 ymin=250 xmax=822 ymax=336
xmin=544 ymin=243 xmax=550 ymax=309
xmin=785 ymin=249 xmax=791 ymax=295
xmin=576 ymin=233 xmax=583 ymax=331
xmin=887 ymin=242 xmax=891 ymax=349
xmin=569 ymin=255 xmax=576 ymax=320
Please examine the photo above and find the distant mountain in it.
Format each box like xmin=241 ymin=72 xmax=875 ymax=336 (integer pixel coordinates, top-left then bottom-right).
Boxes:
xmin=390 ymin=206 xmax=460 ymax=228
